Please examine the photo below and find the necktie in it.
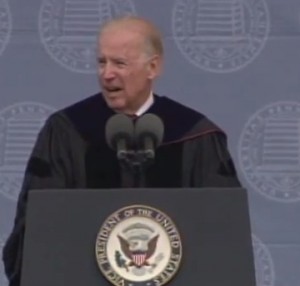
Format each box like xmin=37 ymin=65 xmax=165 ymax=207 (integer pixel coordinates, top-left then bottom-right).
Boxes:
xmin=127 ymin=114 xmax=138 ymax=122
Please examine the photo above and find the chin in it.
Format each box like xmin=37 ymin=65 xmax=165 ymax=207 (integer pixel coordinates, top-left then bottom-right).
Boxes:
xmin=106 ymin=98 xmax=126 ymax=112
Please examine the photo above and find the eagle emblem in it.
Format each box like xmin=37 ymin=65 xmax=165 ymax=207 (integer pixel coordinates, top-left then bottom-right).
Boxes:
xmin=117 ymin=234 xmax=159 ymax=269
xmin=114 ymin=222 xmax=161 ymax=271
xmin=95 ymin=206 xmax=182 ymax=285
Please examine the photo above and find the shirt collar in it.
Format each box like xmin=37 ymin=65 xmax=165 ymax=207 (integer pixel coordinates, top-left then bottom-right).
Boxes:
xmin=135 ymin=91 xmax=154 ymax=116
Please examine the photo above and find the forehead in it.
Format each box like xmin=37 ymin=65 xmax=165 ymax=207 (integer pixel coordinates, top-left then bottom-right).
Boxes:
xmin=98 ymin=28 xmax=145 ymax=59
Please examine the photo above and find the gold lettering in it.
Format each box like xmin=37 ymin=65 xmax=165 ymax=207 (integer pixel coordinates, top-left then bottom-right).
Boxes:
xmin=171 ymin=241 xmax=180 ymax=248
xmin=165 ymin=263 xmax=175 ymax=272
xmin=124 ymin=209 xmax=134 ymax=217
xmin=97 ymin=252 xmax=107 ymax=265
xmin=159 ymin=269 xmax=171 ymax=281
xmin=154 ymin=252 xmax=181 ymax=285
xmin=171 ymin=253 xmax=180 ymax=261
xmin=107 ymin=215 xmax=121 ymax=226
xmin=168 ymin=254 xmax=180 ymax=270
xmin=169 ymin=234 xmax=179 ymax=241
xmin=106 ymin=270 xmax=124 ymax=286
xmin=161 ymin=218 xmax=171 ymax=228
xmin=96 ymin=241 xmax=108 ymax=264
xmin=137 ymin=208 xmax=153 ymax=217
xmin=155 ymin=213 xmax=164 ymax=222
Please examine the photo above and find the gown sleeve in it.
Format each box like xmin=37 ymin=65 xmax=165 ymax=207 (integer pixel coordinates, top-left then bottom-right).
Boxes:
xmin=186 ymin=131 xmax=242 ymax=188
xmin=2 ymin=113 xmax=74 ymax=286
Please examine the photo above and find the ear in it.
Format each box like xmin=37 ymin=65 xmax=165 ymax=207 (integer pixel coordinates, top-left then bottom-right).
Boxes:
xmin=147 ymin=55 xmax=162 ymax=80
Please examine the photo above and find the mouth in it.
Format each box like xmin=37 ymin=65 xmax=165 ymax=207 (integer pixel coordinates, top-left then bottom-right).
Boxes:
xmin=104 ymin=87 xmax=123 ymax=93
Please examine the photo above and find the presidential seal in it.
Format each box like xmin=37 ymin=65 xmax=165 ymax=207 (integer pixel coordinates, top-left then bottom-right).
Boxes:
xmin=252 ymin=234 xmax=275 ymax=286
xmin=95 ymin=205 xmax=182 ymax=286
xmin=0 ymin=0 xmax=12 ymax=57
xmin=38 ymin=0 xmax=136 ymax=73
xmin=0 ymin=102 xmax=56 ymax=200
xmin=238 ymin=101 xmax=300 ymax=202
xmin=172 ymin=0 xmax=270 ymax=73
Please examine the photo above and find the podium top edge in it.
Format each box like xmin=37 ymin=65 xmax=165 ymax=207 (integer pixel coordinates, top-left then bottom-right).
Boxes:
xmin=28 ymin=187 xmax=247 ymax=193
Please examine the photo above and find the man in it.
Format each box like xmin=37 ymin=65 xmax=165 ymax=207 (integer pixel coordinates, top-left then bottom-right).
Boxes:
xmin=2 ymin=16 xmax=241 ymax=286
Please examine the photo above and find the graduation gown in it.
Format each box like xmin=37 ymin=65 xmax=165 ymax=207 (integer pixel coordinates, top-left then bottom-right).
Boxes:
xmin=2 ymin=92 xmax=241 ymax=286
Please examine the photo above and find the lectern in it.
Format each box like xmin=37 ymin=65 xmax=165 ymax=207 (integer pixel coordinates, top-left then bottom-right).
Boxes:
xmin=20 ymin=187 xmax=256 ymax=286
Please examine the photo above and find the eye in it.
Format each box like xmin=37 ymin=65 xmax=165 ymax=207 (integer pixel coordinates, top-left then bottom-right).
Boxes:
xmin=114 ymin=59 xmax=127 ymax=67
xmin=97 ymin=58 xmax=106 ymax=66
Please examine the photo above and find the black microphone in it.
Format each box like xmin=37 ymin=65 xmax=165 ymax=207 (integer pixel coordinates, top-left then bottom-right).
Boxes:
xmin=105 ymin=114 xmax=135 ymax=160
xmin=135 ymin=113 xmax=164 ymax=159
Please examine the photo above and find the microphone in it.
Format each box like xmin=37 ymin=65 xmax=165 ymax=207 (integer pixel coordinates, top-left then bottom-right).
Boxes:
xmin=105 ymin=114 xmax=135 ymax=160
xmin=135 ymin=113 xmax=164 ymax=159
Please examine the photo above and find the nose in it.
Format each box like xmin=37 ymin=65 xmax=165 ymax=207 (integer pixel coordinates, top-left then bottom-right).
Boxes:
xmin=100 ymin=63 xmax=115 ymax=80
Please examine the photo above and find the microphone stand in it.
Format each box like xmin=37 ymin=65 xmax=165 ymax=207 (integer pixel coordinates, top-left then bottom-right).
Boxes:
xmin=120 ymin=150 xmax=153 ymax=188
xmin=133 ymin=150 xmax=154 ymax=188
xmin=132 ymin=159 xmax=146 ymax=188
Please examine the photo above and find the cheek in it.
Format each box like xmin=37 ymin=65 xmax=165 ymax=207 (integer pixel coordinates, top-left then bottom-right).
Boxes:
xmin=125 ymin=72 xmax=147 ymax=89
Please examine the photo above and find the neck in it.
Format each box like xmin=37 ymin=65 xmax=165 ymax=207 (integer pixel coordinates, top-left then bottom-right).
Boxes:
xmin=119 ymin=91 xmax=153 ymax=115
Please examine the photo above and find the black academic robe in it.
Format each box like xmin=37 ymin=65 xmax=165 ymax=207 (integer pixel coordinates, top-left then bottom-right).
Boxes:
xmin=2 ymin=92 xmax=241 ymax=286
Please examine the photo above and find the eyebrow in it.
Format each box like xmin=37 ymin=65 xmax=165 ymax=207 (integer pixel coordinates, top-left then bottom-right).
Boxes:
xmin=97 ymin=56 xmax=129 ymax=63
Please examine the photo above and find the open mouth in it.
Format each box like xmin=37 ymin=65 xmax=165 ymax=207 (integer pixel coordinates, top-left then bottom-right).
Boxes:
xmin=105 ymin=87 xmax=122 ymax=93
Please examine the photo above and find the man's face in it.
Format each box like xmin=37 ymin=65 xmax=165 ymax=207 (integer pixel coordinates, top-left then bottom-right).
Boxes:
xmin=97 ymin=28 xmax=159 ymax=114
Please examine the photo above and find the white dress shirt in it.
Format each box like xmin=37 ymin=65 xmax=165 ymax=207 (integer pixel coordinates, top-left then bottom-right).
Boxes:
xmin=135 ymin=92 xmax=154 ymax=116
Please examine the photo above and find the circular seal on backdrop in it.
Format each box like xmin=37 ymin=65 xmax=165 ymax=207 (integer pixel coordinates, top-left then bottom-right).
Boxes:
xmin=0 ymin=102 xmax=56 ymax=201
xmin=95 ymin=205 xmax=182 ymax=286
xmin=238 ymin=101 xmax=300 ymax=202
xmin=172 ymin=0 xmax=270 ymax=73
xmin=38 ymin=0 xmax=136 ymax=74
xmin=252 ymin=234 xmax=275 ymax=286
xmin=0 ymin=234 xmax=9 ymax=286
xmin=0 ymin=0 xmax=12 ymax=57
